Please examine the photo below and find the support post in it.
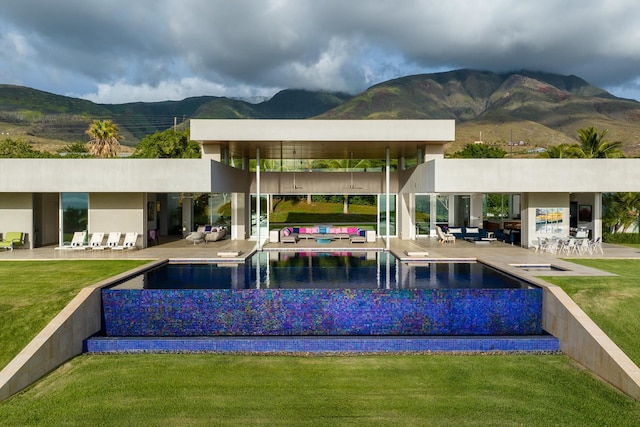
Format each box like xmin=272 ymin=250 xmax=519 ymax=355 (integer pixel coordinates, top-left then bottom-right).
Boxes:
xmin=386 ymin=147 xmax=390 ymax=250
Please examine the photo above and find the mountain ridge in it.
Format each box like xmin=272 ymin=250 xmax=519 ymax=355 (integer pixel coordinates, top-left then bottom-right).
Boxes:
xmin=1 ymin=69 xmax=640 ymax=156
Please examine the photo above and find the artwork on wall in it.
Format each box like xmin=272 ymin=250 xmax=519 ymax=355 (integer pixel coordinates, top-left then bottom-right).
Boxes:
xmin=147 ymin=201 xmax=155 ymax=221
xmin=579 ymin=205 xmax=592 ymax=222
xmin=535 ymin=208 xmax=563 ymax=233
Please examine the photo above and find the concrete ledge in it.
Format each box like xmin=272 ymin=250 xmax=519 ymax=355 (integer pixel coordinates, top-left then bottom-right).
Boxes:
xmin=217 ymin=251 xmax=241 ymax=258
xmin=0 ymin=260 xmax=163 ymax=402
xmin=538 ymin=280 xmax=640 ymax=399
xmin=405 ymin=251 xmax=429 ymax=257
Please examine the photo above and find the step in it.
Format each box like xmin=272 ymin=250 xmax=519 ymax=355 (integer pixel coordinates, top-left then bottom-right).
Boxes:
xmin=85 ymin=335 xmax=560 ymax=354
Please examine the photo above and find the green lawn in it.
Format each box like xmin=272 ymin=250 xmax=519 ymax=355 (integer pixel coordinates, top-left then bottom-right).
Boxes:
xmin=0 ymin=260 xmax=150 ymax=369
xmin=542 ymin=259 xmax=640 ymax=365
xmin=269 ymin=199 xmax=377 ymax=225
xmin=3 ymin=260 xmax=640 ymax=426
xmin=1 ymin=354 xmax=639 ymax=426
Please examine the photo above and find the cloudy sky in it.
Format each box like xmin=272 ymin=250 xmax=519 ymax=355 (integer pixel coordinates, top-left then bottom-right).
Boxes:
xmin=2 ymin=0 xmax=640 ymax=104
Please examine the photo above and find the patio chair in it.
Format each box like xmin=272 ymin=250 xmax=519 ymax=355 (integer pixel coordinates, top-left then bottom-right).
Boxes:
xmin=577 ymin=238 xmax=591 ymax=255
xmin=93 ymin=232 xmax=121 ymax=250
xmin=0 ymin=232 xmax=25 ymax=251
xmin=436 ymin=226 xmax=455 ymax=244
xmin=55 ymin=231 xmax=87 ymax=250
xmin=75 ymin=232 xmax=105 ymax=250
xmin=112 ymin=232 xmax=138 ymax=251
xmin=589 ymin=237 xmax=604 ymax=255
xmin=562 ymin=238 xmax=578 ymax=255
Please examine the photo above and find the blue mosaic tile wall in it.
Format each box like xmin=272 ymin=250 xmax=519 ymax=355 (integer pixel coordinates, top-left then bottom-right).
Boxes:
xmin=102 ymin=288 xmax=543 ymax=337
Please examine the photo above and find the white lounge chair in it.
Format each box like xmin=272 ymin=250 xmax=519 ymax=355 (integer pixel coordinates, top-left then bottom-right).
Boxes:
xmin=55 ymin=231 xmax=87 ymax=251
xmin=111 ymin=232 xmax=138 ymax=251
xmin=84 ymin=232 xmax=105 ymax=249
xmin=92 ymin=232 xmax=121 ymax=250
xmin=436 ymin=226 xmax=455 ymax=244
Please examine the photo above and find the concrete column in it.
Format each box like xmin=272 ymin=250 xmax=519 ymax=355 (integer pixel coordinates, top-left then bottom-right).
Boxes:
xmin=231 ymin=193 xmax=246 ymax=240
xmin=386 ymin=147 xmax=390 ymax=250
xmin=399 ymin=192 xmax=413 ymax=240
xmin=430 ymin=194 xmax=438 ymax=236
xmin=593 ymin=192 xmax=603 ymax=239
xmin=256 ymin=147 xmax=261 ymax=246
xmin=470 ymin=193 xmax=484 ymax=228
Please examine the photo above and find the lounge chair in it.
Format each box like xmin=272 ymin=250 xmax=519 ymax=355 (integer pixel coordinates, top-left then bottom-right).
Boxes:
xmin=111 ymin=232 xmax=138 ymax=251
xmin=0 ymin=232 xmax=25 ymax=250
xmin=93 ymin=232 xmax=121 ymax=250
xmin=72 ymin=232 xmax=105 ymax=251
xmin=436 ymin=226 xmax=455 ymax=244
xmin=55 ymin=231 xmax=87 ymax=251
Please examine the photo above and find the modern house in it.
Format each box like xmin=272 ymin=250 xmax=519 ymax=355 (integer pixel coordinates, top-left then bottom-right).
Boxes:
xmin=1 ymin=119 xmax=639 ymax=249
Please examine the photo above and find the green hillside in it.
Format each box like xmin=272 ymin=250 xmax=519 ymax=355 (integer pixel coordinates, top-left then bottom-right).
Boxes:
xmin=2 ymin=69 xmax=640 ymax=156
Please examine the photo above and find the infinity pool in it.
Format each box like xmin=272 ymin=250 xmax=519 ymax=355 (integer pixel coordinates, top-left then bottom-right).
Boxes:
xmin=112 ymin=251 xmax=531 ymax=290
xmin=102 ymin=251 xmax=543 ymax=337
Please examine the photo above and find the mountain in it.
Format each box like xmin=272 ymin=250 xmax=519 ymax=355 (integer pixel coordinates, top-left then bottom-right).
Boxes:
xmin=318 ymin=69 xmax=640 ymax=156
xmin=2 ymin=70 xmax=640 ymax=156
xmin=0 ymin=86 xmax=350 ymax=150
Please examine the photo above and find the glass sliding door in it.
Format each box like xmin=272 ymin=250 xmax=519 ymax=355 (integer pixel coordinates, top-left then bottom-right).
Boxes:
xmin=378 ymin=194 xmax=397 ymax=237
xmin=60 ymin=193 xmax=88 ymax=245
xmin=415 ymin=194 xmax=431 ymax=236
xmin=250 ymin=194 xmax=268 ymax=238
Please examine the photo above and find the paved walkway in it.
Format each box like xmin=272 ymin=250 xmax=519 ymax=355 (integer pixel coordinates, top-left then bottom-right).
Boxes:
xmin=1 ymin=236 xmax=638 ymax=279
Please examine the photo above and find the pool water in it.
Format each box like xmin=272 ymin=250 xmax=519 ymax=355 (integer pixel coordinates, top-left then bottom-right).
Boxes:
xmin=112 ymin=251 xmax=530 ymax=290
xmin=102 ymin=251 xmax=543 ymax=337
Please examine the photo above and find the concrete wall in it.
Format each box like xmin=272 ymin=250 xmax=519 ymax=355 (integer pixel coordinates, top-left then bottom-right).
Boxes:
xmin=0 ymin=261 xmax=163 ymax=402
xmin=521 ymin=192 xmax=570 ymax=248
xmin=540 ymin=282 xmax=640 ymax=400
xmin=0 ymin=193 xmax=33 ymax=248
xmin=90 ymin=193 xmax=145 ymax=246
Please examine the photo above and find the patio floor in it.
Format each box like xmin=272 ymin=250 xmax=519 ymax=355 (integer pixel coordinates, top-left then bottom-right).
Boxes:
xmin=1 ymin=235 xmax=638 ymax=278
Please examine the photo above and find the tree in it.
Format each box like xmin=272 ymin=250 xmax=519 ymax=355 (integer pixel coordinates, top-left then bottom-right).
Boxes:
xmin=575 ymin=127 xmax=624 ymax=158
xmin=538 ymin=143 xmax=582 ymax=158
xmin=132 ymin=129 xmax=201 ymax=158
xmin=603 ymin=192 xmax=640 ymax=233
xmin=0 ymin=138 xmax=52 ymax=158
xmin=85 ymin=119 xmax=123 ymax=158
xmin=57 ymin=142 xmax=92 ymax=158
xmin=452 ymin=143 xmax=506 ymax=158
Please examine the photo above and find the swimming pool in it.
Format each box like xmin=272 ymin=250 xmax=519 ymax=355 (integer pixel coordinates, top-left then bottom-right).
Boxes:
xmin=111 ymin=251 xmax=531 ymax=290
xmin=102 ymin=251 xmax=543 ymax=337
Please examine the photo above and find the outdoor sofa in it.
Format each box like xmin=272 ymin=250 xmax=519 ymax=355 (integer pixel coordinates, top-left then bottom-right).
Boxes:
xmin=494 ymin=228 xmax=521 ymax=244
xmin=446 ymin=226 xmax=487 ymax=240
xmin=280 ymin=226 xmax=367 ymax=243
xmin=185 ymin=225 xmax=227 ymax=245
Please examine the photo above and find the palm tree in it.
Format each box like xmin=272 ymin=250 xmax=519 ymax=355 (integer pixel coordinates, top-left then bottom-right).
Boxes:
xmin=603 ymin=192 xmax=640 ymax=233
xmin=538 ymin=143 xmax=582 ymax=158
xmin=85 ymin=119 xmax=124 ymax=158
xmin=575 ymin=127 xmax=624 ymax=158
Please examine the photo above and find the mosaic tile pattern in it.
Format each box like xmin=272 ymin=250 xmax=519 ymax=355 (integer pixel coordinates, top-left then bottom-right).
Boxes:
xmin=85 ymin=335 xmax=560 ymax=354
xmin=102 ymin=288 xmax=543 ymax=337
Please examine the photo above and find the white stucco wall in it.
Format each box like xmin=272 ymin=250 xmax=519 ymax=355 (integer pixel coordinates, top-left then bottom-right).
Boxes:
xmin=0 ymin=193 xmax=33 ymax=248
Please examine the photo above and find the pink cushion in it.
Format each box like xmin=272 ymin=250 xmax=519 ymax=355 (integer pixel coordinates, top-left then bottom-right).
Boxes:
xmin=347 ymin=227 xmax=358 ymax=234
xmin=307 ymin=227 xmax=318 ymax=234
xmin=283 ymin=228 xmax=291 ymax=237
xmin=330 ymin=227 xmax=340 ymax=234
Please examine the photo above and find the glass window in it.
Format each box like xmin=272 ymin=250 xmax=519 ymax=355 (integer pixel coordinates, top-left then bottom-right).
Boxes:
xmin=61 ymin=193 xmax=88 ymax=244
xmin=378 ymin=194 xmax=397 ymax=236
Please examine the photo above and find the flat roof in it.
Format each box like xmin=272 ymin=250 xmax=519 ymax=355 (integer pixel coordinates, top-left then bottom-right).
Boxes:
xmin=191 ymin=119 xmax=455 ymax=160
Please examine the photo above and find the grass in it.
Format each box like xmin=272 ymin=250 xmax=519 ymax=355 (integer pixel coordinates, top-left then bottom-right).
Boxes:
xmin=1 ymin=354 xmax=640 ymax=426
xmin=0 ymin=260 xmax=150 ymax=369
xmin=269 ymin=199 xmax=377 ymax=224
xmin=541 ymin=259 xmax=640 ymax=365
xmin=3 ymin=260 xmax=640 ymax=425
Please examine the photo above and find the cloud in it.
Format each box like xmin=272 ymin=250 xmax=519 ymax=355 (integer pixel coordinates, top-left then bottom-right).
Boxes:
xmin=2 ymin=0 xmax=640 ymax=103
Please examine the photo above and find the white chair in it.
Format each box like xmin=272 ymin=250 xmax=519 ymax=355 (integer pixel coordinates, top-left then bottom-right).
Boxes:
xmin=436 ymin=226 xmax=456 ymax=244
xmin=589 ymin=237 xmax=604 ymax=255
xmin=86 ymin=232 xmax=105 ymax=249
xmin=562 ymin=238 xmax=578 ymax=255
xmin=92 ymin=232 xmax=121 ymax=250
xmin=577 ymin=238 xmax=591 ymax=255
xmin=55 ymin=231 xmax=87 ymax=251
xmin=112 ymin=232 xmax=138 ymax=251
